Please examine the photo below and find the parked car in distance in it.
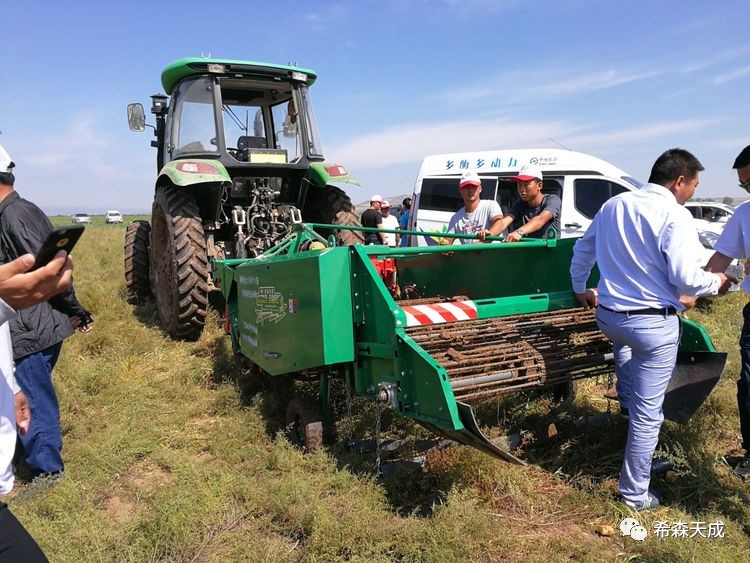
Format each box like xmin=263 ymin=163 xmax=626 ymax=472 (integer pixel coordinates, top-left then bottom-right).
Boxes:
xmin=685 ymin=201 xmax=734 ymax=235
xmin=697 ymin=229 xmax=744 ymax=291
xmin=105 ymin=210 xmax=123 ymax=224
xmin=72 ymin=213 xmax=91 ymax=224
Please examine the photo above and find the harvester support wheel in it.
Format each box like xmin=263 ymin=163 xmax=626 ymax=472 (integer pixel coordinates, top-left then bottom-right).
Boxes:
xmin=552 ymin=379 xmax=578 ymax=404
xmin=150 ymin=186 xmax=209 ymax=340
xmin=124 ymin=220 xmax=152 ymax=305
xmin=302 ymin=185 xmax=363 ymax=246
xmin=286 ymin=398 xmax=324 ymax=451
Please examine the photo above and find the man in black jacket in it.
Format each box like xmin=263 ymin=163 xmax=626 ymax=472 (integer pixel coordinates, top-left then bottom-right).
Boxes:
xmin=0 ymin=146 xmax=91 ymax=480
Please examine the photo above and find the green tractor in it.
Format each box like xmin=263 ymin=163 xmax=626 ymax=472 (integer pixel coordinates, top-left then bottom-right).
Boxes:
xmin=126 ymin=57 xmax=363 ymax=340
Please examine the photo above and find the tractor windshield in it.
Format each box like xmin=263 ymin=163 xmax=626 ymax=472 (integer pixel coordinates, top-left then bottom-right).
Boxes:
xmin=171 ymin=77 xmax=219 ymax=157
xmin=218 ymin=80 xmax=323 ymax=164
xmin=219 ymin=82 xmax=277 ymax=163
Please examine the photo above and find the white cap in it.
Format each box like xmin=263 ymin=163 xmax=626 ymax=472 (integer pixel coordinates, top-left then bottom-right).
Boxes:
xmin=371 ymin=194 xmax=383 ymax=203
xmin=381 ymin=200 xmax=390 ymax=208
xmin=0 ymin=145 xmax=15 ymax=174
xmin=459 ymin=170 xmax=482 ymax=188
xmin=511 ymin=163 xmax=543 ymax=182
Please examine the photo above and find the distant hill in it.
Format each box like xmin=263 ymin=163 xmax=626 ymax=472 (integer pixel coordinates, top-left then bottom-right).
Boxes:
xmin=354 ymin=193 xmax=412 ymax=215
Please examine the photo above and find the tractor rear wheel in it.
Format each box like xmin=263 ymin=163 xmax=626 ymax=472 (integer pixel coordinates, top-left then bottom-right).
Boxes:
xmin=124 ymin=220 xmax=151 ymax=305
xmin=150 ymin=186 xmax=209 ymax=340
xmin=286 ymin=398 xmax=324 ymax=451
xmin=302 ymin=185 xmax=363 ymax=246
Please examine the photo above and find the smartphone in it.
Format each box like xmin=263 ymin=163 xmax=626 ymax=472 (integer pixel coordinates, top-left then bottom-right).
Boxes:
xmin=32 ymin=225 xmax=85 ymax=270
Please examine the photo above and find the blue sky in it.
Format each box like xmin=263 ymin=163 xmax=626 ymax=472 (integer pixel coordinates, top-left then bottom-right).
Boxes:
xmin=1 ymin=0 xmax=748 ymax=214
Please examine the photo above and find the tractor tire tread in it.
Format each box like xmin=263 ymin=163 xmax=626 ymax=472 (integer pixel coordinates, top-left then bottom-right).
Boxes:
xmin=151 ymin=186 xmax=209 ymax=340
xmin=124 ymin=220 xmax=151 ymax=305
xmin=302 ymin=185 xmax=364 ymax=246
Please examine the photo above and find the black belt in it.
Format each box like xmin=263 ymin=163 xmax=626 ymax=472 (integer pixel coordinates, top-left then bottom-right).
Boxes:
xmin=598 ymin=304 xmax=677 ymax=316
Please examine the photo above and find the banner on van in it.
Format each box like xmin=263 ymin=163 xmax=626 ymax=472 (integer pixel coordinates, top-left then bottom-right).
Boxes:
xmin=420 ymin=227 xmax=448 ymax=246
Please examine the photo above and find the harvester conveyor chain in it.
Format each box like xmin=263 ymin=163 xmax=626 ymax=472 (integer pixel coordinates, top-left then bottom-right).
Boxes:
xmin=405 ymin=308 xmax=614 ymax=400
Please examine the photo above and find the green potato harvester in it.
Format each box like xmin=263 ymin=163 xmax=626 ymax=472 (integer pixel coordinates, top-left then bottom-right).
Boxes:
xmin=213 ymin=223 xmax=727 ymax=463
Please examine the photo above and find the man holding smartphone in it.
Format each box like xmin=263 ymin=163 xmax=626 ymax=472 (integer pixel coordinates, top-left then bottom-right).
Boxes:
xmin=0 ymin=249 xmax=74 ymax=561
xmin=0 ymin=145 xmax=92 ymax=482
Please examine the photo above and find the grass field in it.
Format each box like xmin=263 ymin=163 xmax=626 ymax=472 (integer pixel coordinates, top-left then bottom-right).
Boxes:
xmin=5 ymin=221 xmax=750 ymax=562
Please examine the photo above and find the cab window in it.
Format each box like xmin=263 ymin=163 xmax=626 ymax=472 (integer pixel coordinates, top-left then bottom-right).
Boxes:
xmin=171 ymin=77 xmax=219 ymax=156
xmin=574 ymin=179 xmax=629 ymax=219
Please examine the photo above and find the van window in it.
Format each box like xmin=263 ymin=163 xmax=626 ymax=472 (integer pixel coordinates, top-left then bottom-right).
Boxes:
xmin=419 ymin=178 xmax=497 ymax=213
xmin=574 ymin=179 xmax=629 ymax=219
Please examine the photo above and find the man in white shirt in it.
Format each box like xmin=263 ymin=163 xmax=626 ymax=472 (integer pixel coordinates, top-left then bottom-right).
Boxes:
xmin=444 ymin=171 xmax=504 ymax=245
xmin=705 ymin=144 xmax=750 ymax=479
xmin=380 ymin=201 xmax=400 ymax=246
xmin=570 ymin=148 xmax=730 ymax=511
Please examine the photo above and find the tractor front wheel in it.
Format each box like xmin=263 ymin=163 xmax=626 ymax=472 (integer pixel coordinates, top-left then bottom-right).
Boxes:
xmin=124 ymin=220 xmax=151 ymax=305
xmin=150 ymin=186 xmax=209 ymax=340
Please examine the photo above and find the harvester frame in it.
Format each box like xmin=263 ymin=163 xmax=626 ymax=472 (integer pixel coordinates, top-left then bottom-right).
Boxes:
xmin=214 ymin=222 xmax=727 ymax=461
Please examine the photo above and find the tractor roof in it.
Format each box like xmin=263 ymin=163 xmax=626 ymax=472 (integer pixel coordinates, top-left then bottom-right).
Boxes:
xmin=161 ymin=57 xmax=318 ymax=93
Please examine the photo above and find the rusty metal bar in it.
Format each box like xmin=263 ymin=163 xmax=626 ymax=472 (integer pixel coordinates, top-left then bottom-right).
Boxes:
xmin=405 ymin=307 xmax=614 ymax=400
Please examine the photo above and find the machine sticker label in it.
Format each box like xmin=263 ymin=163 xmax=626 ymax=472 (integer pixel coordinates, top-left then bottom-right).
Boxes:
xmin=241 ymin=320 xmax=258 ymax=347
xmin=529 ymin=156 xmax=558 ymax=166
xmin=402 ymin=300 xmax=478 ymax=326
xmin=288 ymin=298 xmax=297 ymax=314
xmin=255 ymin=286 xmax=287 ymax=325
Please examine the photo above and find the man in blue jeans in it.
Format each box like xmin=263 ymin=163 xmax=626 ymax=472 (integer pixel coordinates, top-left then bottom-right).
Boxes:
xmin=570 ymin=148 xmax=730 ymax=511
xmin=0 ymin=146 xmax=91 ymax=480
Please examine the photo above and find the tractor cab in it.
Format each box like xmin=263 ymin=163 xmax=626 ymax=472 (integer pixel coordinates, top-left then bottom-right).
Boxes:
xmin=125 ymin=58 xmax=363 ymax=340
xmin=128 ymin=58 xmax=323 ymax=182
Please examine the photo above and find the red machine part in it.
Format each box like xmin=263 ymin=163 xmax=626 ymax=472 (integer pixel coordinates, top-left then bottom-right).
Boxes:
xmin=370 ymin=257 xmax=400 ymax=298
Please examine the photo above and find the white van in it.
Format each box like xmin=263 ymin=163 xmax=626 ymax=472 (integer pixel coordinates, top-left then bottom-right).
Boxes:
xmin=408 ymin=149 xmax=643 ymax=245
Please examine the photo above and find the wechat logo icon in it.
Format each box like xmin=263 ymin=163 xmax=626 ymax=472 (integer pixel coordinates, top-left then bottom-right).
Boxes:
xmin=620 ymin=517 xmax=648 ymax=541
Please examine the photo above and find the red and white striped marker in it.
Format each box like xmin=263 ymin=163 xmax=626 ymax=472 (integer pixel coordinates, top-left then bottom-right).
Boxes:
xmin=401 ymin=300 xmax=478 ymax=326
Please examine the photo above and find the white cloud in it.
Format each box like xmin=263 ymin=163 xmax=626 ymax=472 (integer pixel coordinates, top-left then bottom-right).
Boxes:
xmin=713 ymin=65 xmax=750 ymax=85
xmin=305 ymin=3 xmax=351 ymax=27
xmin=18 ymin=115 xmax=112 ymax=169
xmin=433 ymin=67 xmax=655 ymax=107
xmin=681 ymin=47 xmax=750 ymax=73
xmin=330 ymin=116 xmax=721 ymax=172
xmin=329 ymin=117 xmax=576 ymax=169
xmin=9 ymin=114 xmax=156 ymax=212
xmin=566 ymin=118 xmax=722 ymax=148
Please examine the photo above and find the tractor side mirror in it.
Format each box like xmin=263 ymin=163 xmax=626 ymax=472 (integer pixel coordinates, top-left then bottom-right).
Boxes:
xmin=127 ymin=103 xmax=146 ymax=132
